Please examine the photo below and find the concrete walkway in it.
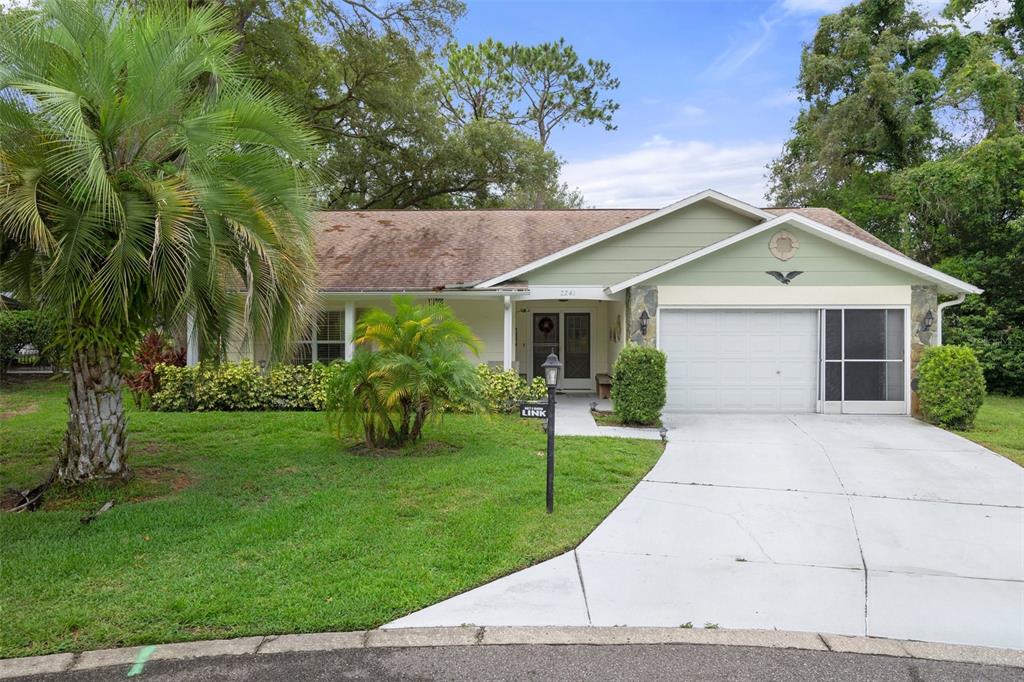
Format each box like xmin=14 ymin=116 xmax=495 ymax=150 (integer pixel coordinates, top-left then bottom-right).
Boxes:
xmin=552 ymin=393 xmax=663 ymax=440
xmin=386 ymin=414 xmax=1024 ymax=650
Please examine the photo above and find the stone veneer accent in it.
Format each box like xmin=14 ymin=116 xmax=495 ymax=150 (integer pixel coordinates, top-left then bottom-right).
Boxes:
xmin=626 ymin=285 xmax=658 ymax=346
xmin=910 ymin=284 xmax=939 ymax=416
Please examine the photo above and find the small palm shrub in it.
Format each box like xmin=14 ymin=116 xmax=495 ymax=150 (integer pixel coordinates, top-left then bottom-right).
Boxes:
xmin=324 ymin=296 xmax=484 ymax=448
xmin=917 ymin=345 xmax=986 ymax=429
xmin=612 ymin=344 xmax=667 ymax=425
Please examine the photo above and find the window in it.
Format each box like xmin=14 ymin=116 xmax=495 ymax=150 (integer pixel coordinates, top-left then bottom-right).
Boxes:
xmin=292 ymin=310 xmax=344 ymax=364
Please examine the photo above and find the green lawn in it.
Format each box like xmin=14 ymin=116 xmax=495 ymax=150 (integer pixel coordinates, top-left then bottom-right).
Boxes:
xmin=0 ymin=378 xmax=662 ymax=658
xmin=954 ymin=395 xmax=1024 ymax=467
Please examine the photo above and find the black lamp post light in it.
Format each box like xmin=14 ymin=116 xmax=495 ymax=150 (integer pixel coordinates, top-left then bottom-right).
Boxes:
xmin=541 ymin=352 xmax=561 ymax=514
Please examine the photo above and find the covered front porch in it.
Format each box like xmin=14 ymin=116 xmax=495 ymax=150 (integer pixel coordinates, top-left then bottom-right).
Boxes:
xmin=210 ymin=288 xmax=644 ymax=389
xmin=505 ymin=294 xmax=626 ymax=391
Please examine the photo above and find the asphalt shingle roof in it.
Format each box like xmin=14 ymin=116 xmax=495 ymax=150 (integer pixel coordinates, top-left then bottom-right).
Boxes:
xmin=312 ymin=206 xmax=902 ymax=291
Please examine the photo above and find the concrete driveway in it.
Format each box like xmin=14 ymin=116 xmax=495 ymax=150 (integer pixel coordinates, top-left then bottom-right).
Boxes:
xmin=386 ymin=415 xmax=1024 ymax=649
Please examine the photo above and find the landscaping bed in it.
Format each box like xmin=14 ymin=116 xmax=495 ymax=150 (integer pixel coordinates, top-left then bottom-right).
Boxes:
xmin=591 ymin=409 xmax=663 ymax=430
xmin=0 ymin=379 xmax=662 ymax=658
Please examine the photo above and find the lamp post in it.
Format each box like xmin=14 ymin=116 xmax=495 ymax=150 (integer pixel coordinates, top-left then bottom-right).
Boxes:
xmin=541 ymin=352 xmax=562 ymax=514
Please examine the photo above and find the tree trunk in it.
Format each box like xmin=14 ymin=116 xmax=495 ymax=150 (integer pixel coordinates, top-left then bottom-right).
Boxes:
xmin=57 ymin=345 xmax=128 ymax=483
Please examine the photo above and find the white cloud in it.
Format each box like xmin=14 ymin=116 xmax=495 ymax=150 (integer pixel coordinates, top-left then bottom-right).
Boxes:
xmin=562 ymin=137 xmax=783 ymax=208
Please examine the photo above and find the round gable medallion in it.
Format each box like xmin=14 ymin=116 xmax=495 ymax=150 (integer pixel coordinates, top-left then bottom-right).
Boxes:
xmin=769 ymin=230 xmax=799 ymax=261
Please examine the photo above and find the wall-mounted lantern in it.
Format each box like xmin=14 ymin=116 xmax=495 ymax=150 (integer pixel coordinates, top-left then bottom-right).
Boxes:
xmin=920 ymin=310 xmax=934 ymax=332
xmin=639 ymin=309 xmax=650 ymax=336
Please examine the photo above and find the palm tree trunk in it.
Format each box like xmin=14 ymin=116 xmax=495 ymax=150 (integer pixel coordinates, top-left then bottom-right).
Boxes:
xmin=58 ymin=345 xmax=128 ymax=483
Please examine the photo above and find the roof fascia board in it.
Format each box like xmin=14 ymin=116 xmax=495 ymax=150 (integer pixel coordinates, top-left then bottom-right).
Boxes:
xmin=606 ymin=213 xmax=982 ymax=295
xmin=473 ymin=189 xmax=773 ymax=289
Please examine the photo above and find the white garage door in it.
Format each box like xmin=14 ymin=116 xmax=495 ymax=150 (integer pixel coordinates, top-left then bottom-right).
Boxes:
xmin=660 ymin=309 xmax=818 ymax=412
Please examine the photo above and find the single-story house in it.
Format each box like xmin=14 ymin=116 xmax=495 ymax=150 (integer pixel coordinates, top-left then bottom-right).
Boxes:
xmin=203 ymin=189 xmax=980 ymax=415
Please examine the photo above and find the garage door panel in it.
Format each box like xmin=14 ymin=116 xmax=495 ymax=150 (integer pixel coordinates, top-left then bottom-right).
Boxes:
xmin=720 ymin=364 xmax=749 ymax=382
xmin=719 ymin=336 xmax=748 ymax=354
xmin=779 ymin=334 xmax=814 ymax=355
xmin=748 ymin=361 xmax=777 ymax=381
xmin=661 ymin=309 xmax=817 ymax=413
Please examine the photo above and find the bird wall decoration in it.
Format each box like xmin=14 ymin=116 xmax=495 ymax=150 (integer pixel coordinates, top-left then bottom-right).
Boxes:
xmin=765 ymin=271 xmax=804 ymax=285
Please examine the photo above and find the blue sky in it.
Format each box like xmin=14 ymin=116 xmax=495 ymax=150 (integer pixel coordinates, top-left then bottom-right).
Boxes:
xmin=455 ymin=0 xmax=964 ymax=207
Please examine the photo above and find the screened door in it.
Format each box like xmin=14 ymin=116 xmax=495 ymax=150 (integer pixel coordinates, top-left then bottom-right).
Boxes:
xmin=563 ymin=313 xmax=592 ymax=387
xmin=823 ymin=309 xmax=907 ymax=414
xmin=532 ymin=313 xmax=560 ymax=383
xmin=531 ymin=311 xmax=592 ymax=390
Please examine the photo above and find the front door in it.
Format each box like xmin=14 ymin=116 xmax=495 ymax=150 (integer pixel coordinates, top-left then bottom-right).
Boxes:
xmin=532 ymin=312 xmax=592 ymax=390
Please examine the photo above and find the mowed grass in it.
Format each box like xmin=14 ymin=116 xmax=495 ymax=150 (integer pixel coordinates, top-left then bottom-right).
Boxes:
xmin=954 ymin=395 xmax=1024 ymax=467
xmin=0 ymin=378 xmax=662 ymax=658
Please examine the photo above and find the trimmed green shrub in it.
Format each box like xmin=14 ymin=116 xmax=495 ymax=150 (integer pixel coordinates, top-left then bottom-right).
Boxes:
xmin=527 ymin=376 xmax=548 ymax=402
xmin=152 ymin=364 xmax=199 ymax=411
xmin=460 ymin=365 xmax=548 ymax=413
xmin=194 ymin=360 xmax=268 ymax=411
xmin=0 ymin=310 xmax=60 ymax=377
xmin=612 ymin=344 xmax=667 ymax=425
xmin=917 ymin=345 xmax=986 ymax=429
xmin=267 ymin=363 xmax=329 ymax=410
xmin=152 ymin=361 xmax=331 ymax=412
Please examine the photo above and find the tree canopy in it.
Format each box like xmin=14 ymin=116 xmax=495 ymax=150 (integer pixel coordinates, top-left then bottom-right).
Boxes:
xmin=769 ymin=0 xmax=1024 ymax=394
xmin=216 ymin=0 xmax=614 ymax=208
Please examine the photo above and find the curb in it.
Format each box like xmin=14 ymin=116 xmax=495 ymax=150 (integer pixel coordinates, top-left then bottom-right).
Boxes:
xmin=2 ymin=626 xmax=1022 ymax=678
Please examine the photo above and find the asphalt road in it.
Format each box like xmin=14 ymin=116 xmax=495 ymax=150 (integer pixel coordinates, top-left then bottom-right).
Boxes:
xmin=13 ymin=644 xmax=1024 ymax=682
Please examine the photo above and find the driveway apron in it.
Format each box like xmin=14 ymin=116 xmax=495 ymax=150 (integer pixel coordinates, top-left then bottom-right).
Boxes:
xmin=386 ymin=413 xmax=1024 ymax=650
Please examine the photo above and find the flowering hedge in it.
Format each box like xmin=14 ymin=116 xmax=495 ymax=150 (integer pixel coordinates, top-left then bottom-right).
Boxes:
xmin=151 ymin=360 xmax=539 ymax=414
xmin=466 ymin=364 xmax=547 ymax=413
xmin=152 ymin=361 xmax=329 ymax=411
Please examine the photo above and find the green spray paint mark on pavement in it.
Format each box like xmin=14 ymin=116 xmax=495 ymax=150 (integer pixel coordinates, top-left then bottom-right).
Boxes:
xmin=127 ymin=645 xmax=156 ymax=677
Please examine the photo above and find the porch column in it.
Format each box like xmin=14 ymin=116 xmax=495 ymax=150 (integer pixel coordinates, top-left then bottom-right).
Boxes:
xmin=186 ymin=311 xmax=199 ymax=366
xmin=344 ymin=301 xmax=356 ymax=360
xmin=503 ymin=296 xmax=514 ymax=370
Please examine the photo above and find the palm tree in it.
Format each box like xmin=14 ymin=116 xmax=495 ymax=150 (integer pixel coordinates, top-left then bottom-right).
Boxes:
xmin=325 ymin=297 xmax=483 ymax=448
xmin=0 ymin=0 xmax=319 ymax=483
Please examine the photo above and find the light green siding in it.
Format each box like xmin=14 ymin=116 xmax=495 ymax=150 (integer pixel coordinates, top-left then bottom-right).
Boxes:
xmin=526 ymin=202 xmax=759 ymax=286
xmin=648 ymin=226 xmax=930 ymax=287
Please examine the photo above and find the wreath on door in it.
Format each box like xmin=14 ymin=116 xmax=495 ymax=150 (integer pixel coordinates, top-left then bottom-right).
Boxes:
xmin=538 ymin=316 xmax=555 ymax=334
